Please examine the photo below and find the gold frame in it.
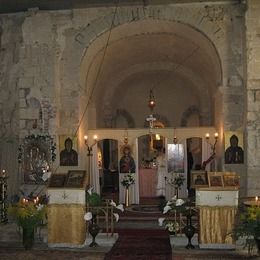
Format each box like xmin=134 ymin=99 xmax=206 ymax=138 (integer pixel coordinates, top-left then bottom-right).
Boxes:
xmin=223 ymin=173 xmax=240 ymax=187
xmin=65 ymin=170 xmax=86 ymax=188
xmin=208 ymin=172 xmax=224 ymax=187
xmin=48 ymin=174 xmax=67 ymax=188
xmin=191 ymin=170 xmax=208 ymax=188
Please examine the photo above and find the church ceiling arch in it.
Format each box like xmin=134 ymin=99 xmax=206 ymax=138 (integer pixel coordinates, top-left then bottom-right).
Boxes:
xmin=74 ymin=13 xmax=223 ymax=128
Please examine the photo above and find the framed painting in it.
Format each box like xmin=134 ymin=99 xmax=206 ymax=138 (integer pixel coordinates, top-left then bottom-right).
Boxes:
xmin=191 ymin=170 xmax=208 ymax=188
xmin=224 ymin=131 xmax=244 ymax=164
xmin=208 ymin=172 xmax=224 ymax=187
xmin=223 ymin=173 xmax=240 ymax=187
xmin=65 ymin=170 xmax=86 ymax=188
xmin=19 ymin=134 xmax=56 ymax=184
xmin=167 ymin=144 xmax=184 ymax=173
xmin=59 ymin=135 xmax=78 ymax=166
xmin=48 ymin=174 xmax=66 ymax=188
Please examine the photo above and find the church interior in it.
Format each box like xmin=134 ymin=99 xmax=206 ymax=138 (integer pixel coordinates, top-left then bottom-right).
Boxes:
xmin=1 ymin=0 xmax=260 ymax=258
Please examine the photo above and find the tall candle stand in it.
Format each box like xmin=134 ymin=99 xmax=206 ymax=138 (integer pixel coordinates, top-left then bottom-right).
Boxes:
xmin=0 ymin=170 xmax=8 ymax=223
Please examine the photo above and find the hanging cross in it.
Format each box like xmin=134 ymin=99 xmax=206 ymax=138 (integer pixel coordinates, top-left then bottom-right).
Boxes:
xmin=146 ymin=114 xmax=156 ymax=131
xmin=215 ymin=194 xmax=222 ymax=201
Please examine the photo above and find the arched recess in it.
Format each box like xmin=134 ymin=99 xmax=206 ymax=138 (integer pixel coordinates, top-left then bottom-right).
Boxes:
xmin=112 ymin=109 xmax=135 ymax=128
xmin=76 ymin=18 xmax=222 ymax=129
xmin=180 ymin=105 xmax=202 ymax=127
xmin=54 ymin=4 xmax=229 ymax=134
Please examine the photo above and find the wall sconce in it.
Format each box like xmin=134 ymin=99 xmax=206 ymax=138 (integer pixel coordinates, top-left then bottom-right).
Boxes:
xmin=205 ymin=132 xmax=218 ymax=153
xmin=84 ymin=135 xmax=98 ymax=156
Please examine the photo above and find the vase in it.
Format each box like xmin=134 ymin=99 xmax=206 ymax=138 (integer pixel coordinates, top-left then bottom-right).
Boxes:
xmin=88 ymin=214 xmax=100 ymax=247
xmin=183 ymin=211 xmax=195 ymax=249
xmin=125 ymin=187 xmax=130 ymax=207
xmin=254 ymin=237 xmax=260 ymax=255
xmin=22 ymin=227 xmax=35 ymax=250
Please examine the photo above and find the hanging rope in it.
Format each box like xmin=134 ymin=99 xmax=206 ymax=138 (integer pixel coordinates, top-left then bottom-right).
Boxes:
xmin=73 ymin=1 xmax=119 ymax=138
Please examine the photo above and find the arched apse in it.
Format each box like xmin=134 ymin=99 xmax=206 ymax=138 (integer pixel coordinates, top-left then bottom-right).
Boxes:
xmin=76 ymin=16 xmax=223 ymax=129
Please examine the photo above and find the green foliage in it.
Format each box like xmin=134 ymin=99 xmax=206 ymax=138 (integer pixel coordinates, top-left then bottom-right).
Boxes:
xmin=87 ymin=192 xmax=102 ymax=207
xmin=232 ymin=205 xmax=260 ymax=255
xmin=8 ymin=201 xmax=46 ymax=229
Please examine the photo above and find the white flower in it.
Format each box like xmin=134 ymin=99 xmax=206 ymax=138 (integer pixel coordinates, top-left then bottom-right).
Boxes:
xmin=113 ymin=213 xmax=119 ymax=222
xmin=84 ymin=212 xmax=92 ymax=221
xmin=166 ymin=201 xmax=173 ymax=206
xmin=163 ymin=205 xmax=171 ymax=214
xmin=176 ymin=199 xmax=185 ymax=206
xmin=158 ymin=217 xmax=165 ymax=226
xmin=171 ymin=195 xmax=177 ymax=201
xmin=87 ymin=187 xmax=93 ymax=195
xmin=110 ymin=200 xmax=117 ymax=207
xmin=116 ymin=204 xmax=124 ymax=212
xmin=42 ymin=172 xmax=49 ymax=181
xmin=36 ymin=204 xmax=44 ymax=211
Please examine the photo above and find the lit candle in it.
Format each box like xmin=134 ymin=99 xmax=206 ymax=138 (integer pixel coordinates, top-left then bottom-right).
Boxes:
xmin=214 ymin=132 xmax=219 ymax=138
xmin=205 ymin=133 xmax=210 ymax=139
xmin=256 ymin=196 xmax=258 ymax=202
xmin=2 ymin=170 xmax=5 ymax=177
xmin=22 ymin=198 xmax=26 ymax=204
xmin=34 ymin=199 xmax=37 ymax=204
xmin=36 ymin=196 xmax=39 ymax=202
xmin=84 ymin=135 xmax=88 ymax=141
xmin=93 ymin=135 xmax=98 ymax=141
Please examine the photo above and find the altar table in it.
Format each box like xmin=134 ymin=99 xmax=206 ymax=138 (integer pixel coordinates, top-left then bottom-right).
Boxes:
xmin=196 ymin=187 xmax=238 ymax=249
xmin=139 ymin=168 xmax=157 ymax=197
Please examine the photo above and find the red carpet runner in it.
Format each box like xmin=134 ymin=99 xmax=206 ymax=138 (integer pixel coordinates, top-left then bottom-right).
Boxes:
xmin=104 ymin=229 xmax=172 ymax=260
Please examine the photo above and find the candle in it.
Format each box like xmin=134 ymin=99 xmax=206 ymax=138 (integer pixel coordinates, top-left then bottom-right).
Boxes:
xmin=256 ymin=196 xmax=258 ymax=202
xmin=214 ymin=132 xmax=219 ymax=138
xmin=93 ymin=135 xmax=98 ymax=141
xmin=34 ymin=199 xmax=37 ymax=204
xmin=22 ymin=198 xmax=26 ymax=204
xmin=205 ymin=133 xmax=210 ymax=139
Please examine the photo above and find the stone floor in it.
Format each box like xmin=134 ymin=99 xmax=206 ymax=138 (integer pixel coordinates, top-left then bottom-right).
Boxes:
xmin=0 ymin=222 xmax=259 ymax=259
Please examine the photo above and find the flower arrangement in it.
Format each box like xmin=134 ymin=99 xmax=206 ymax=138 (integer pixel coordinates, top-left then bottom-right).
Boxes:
xmin=8 ymin=199 xmax=46 ymax=229
xmin=121 ymin=173 xmax=135 ymax=188
xmin=165 ymin=221 xmax=180 ymax=234
xmin=168 ymin=174 xmax=185 ymax=189
xmin=232 ymin=204 xmax=260 ymax=255
xmin=84 ymin=187 xmax=124 ymax=223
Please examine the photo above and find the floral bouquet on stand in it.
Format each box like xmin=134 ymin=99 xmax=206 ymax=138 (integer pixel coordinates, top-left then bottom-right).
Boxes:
xmin=121 ymin=173 xmax=135 ymax=207
xmin=121 ymin=173 xmax=135 ymax=188
xmin=8 ymin=199 xmax=46 ymax=249
xmin=84 ymin=187 xmax=124 ymax=247
xmin=167 ymin=173 xmax=185 ymax=198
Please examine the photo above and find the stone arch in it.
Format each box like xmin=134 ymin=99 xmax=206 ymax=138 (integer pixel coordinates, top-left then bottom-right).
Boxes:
xmin=180 ymin=105 xmax=202 ymax=127
xmin=60 ymin=5 xmax=228 ymax=97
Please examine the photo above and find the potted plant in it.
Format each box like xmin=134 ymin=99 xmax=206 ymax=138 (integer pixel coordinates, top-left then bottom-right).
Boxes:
xmin=8 ymin=199 xmax=46 ymax=249
xmin=232 ymin=204 xmax=260 ymax=255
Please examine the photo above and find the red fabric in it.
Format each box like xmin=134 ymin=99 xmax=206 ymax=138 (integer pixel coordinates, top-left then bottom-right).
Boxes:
xmin=104 ymin=229 xmax=172 ymax=260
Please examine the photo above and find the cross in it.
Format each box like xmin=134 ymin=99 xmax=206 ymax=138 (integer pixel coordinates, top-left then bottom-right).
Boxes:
xmin=215 ymin=194 xmax=222 ymax=201
xmin=146 ymin=114 xmax=156 ymax=131
xmin=62 ymin=191 xmax=68 ymax=200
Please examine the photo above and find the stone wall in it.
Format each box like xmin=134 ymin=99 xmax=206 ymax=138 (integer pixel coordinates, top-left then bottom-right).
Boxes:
xmin=245 ymin=0 xmax=260 ymax=196
xmin=0 ymin=1 xmax=250 ymax=196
